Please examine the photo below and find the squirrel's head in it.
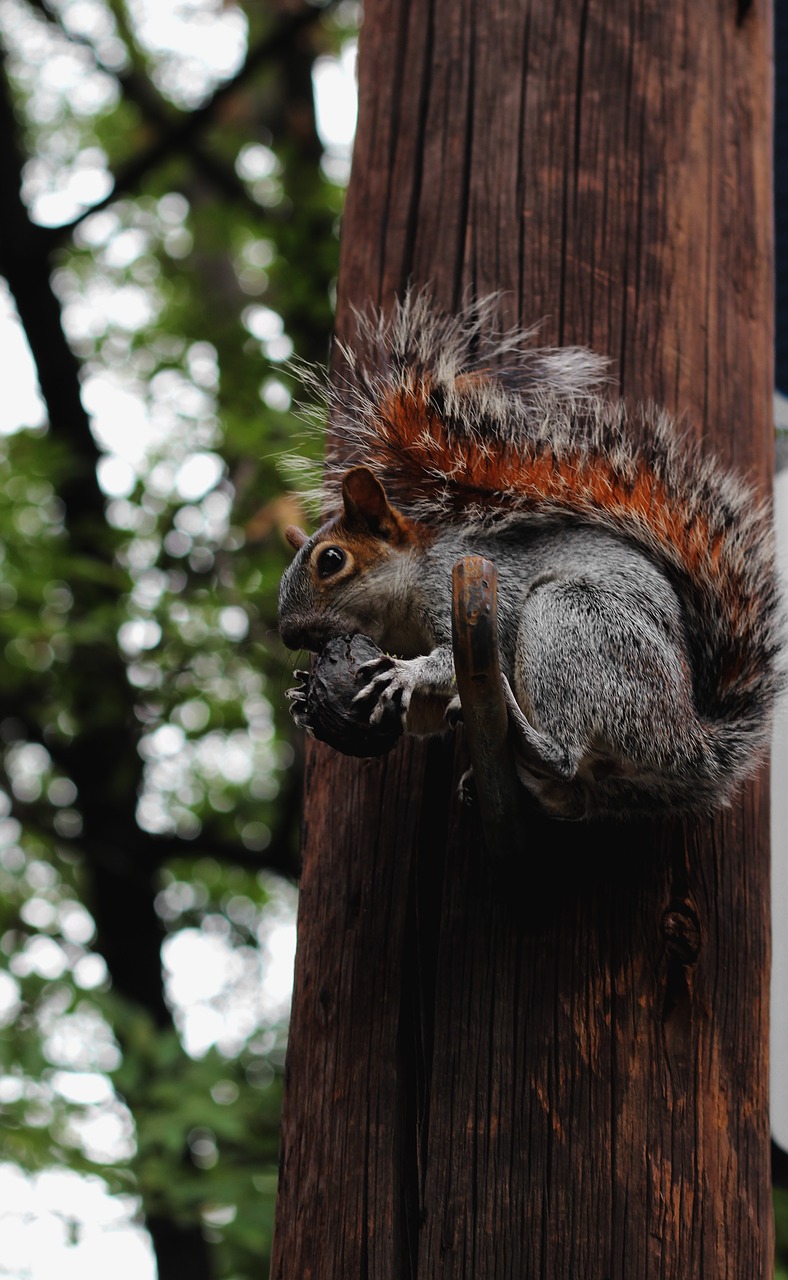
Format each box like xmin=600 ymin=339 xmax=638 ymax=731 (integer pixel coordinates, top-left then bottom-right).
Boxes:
xmin=278 ymin=466 xmax=430 ymax=652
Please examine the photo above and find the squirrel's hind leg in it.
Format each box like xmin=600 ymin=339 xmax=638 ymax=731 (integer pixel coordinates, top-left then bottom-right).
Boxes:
xmin=501 ymin=675 xmax=579 ymax=781
xmin=512 ymin=574 xmax=707 ymax=796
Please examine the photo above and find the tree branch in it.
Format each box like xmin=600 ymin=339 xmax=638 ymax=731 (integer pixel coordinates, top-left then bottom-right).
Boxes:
xmin=0 ymin=50 xmax=105 ymax=533
xmin=26 ymin=0 xmax=268 ymax=215
xmin=38 ymin=4 xmax=332 ymax=245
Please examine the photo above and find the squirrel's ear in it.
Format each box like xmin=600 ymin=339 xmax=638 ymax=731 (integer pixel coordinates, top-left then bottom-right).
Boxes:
xmin=341 ymin=466 xmax=392 ymax=529
xmin=285 ymin=525 xmax=309 ymax=551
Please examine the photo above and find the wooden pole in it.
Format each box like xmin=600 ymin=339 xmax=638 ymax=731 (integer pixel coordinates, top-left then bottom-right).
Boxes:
xmin=271 ymin=1 xmax=774 ymax=1275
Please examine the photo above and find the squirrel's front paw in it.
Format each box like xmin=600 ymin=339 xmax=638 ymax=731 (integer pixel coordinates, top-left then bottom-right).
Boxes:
xmin=353 ymin=655 xmax=420 ymax=729
xmin=285 ymin=671 xmax=314 ymax=734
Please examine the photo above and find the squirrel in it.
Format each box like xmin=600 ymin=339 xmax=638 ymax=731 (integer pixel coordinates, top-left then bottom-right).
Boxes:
xmin=277 ymin=293 xmax=781 ymax=820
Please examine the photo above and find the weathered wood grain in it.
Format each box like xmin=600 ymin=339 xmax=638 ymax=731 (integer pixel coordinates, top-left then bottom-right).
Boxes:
xmin=271 ymin=1 xmax=774 ymax=1276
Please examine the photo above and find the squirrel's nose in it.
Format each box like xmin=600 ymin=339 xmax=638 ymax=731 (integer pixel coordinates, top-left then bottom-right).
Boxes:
xmin=278 ymin=615 xmax=325 ymax=652
xmin=278 ymin=619 xmax=306 ymax=651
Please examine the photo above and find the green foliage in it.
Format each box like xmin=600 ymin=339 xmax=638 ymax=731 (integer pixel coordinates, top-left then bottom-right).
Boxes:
xmin=0 ymin=0 xmax=358 ymax=1275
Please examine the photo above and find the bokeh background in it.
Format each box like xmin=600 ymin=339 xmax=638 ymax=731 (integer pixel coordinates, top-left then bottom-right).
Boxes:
xmin=0 ymin=2 xmax=356 ymax=1276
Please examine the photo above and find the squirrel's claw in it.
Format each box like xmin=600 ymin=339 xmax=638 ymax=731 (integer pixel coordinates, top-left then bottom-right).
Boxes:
xmin=285 ymin=684 xmax=314 ymax=733
xmin=351 ymin=656 xmax=393 ymax=706
xmin=353 ymin=655 xmax=414 ymax=729
xmin=353 ymin=655 xmax=393 ymax=680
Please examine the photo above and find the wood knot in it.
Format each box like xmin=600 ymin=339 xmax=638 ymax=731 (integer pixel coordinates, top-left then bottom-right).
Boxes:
xmin=661 ymin=902 xmax=701 ymax=964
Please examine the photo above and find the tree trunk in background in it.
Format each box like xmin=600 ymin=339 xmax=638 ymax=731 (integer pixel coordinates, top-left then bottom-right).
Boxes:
xmin=271 ymin=1 xmax=774 ymax=1276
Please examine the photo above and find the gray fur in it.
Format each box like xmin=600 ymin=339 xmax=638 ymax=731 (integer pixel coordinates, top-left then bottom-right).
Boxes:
xmin=279 ymin=294 xmax=782 ymax=820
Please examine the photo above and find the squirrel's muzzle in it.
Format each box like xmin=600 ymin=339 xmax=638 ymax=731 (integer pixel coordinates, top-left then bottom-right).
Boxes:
xmin=279 ymin=614 xmax=340 ymax=653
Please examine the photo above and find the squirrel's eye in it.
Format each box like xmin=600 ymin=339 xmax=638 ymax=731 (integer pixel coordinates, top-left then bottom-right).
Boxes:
xmin=316 ymin=546 xmax=346 ymax=578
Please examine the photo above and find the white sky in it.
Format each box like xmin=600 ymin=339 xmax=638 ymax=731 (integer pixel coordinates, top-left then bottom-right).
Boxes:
xmin=0 ymin=1166 xmax=156 ymax=1280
